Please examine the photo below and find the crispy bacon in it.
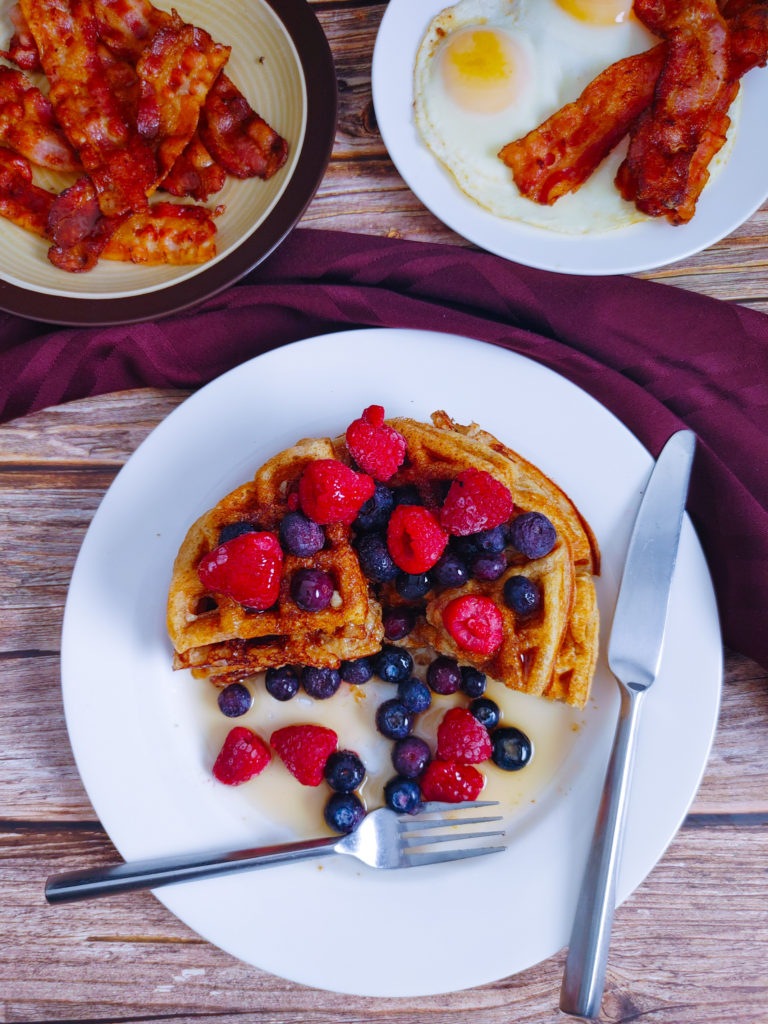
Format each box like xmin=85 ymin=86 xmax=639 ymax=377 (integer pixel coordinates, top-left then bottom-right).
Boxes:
xmin=101 ymin=201 xmax=216 ymax=263
xmin=721 ymin=0 xmax=768 ymax=76
xmin=0 ymin=2 xmax=42 ymax=71
xmin=0 ymin=66 xmax=81 ymax=172
xmin=92 ymin=0 xmax=287 ymax=180
xmin=161 ymin=133 xmax=226 ymax=201
xmin=499 ymin=45 xmax=667 ymax=205
xmin=135 ymin=13 xmax=230 ymax=183
xmin=20 ymin=0 xmax=157 ymax=220
xmin=616 ymin=0 xmax=730 ymax=223
xmin=199 ymin=72 xmax=288 ymax=180
xmin=45 ymin=176 xmax=217 ymax=270
xmin=92 ymin=0 xmax=169 ymax=60
xmin=0 ymin=145 xmax=53 ymax=235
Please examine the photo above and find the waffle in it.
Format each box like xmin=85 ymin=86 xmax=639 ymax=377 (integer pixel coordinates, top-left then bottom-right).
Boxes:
xmin=167 ymin=437 xmax=384 ymax=680
xmin=350 ymin=413 xmax=600 ymax=708
xmin=167 ymin=411 xmax=599 ymax=707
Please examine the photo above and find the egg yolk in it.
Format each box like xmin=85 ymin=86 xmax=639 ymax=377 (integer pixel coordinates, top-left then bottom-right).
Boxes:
xmin=439 ymin=27 xmax=528 ymax=114
xmin=555 ymin=0 xmax=634 ymax=25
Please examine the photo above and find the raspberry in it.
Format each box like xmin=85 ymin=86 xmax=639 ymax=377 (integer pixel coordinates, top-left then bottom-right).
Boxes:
xmin=443 ymin=595 xmax=504 ymax=656
xmin=270 ymin=724 xmax=338 ymax=786
xmin=387 ymin=505 xmax=448 ymax=574
xmin=420 ymin=760 xmax=484 ymax=803
xmin=346 ymin=405 xmax=407 ymax=481
xmin=436 ymin=707 xmax=493 ymax=764
xmin=298 ymin=460 xmax=375 ymax=525
xmin=440 ymin=469 xmax=514 ymax=536
xmin=212 ymin=727 xmax=271 ymax=785
xmin=197 ymin=531 xmax=283 ymax=610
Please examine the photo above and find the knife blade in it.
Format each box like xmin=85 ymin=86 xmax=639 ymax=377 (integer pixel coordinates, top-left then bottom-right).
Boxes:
xmin=608 ymin=429 xmax=697 ymax=690
xmin=560 ymin=429 xmax=697 ymax=1019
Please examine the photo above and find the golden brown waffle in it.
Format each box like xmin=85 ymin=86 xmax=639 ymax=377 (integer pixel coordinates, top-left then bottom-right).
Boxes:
xmin=167 ymin=437 xmax=384 ymax=674
xmin=356 ymin=413 xmax=600 ymax=708
xmin=167 ymin=411 xmax=599 ymax=707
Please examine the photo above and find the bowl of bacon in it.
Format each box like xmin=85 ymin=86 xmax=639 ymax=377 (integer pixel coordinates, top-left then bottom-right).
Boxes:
xmin=0 ymin=0 xmax=335 ymax=323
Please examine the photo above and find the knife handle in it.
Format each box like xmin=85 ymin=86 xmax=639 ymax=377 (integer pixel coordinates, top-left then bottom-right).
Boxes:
xmin=560 ymin=683 xmax=646 ymax=1019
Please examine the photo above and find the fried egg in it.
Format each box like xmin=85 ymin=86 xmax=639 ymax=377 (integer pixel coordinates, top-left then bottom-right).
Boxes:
xmin=413 ymin=0 xmax=739 ymax=233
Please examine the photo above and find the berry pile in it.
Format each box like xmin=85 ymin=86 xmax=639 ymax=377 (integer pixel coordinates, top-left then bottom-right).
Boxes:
xmin=370 ymin=651 xmax=532 ymax=809
xmin=202 ymin=405 xmax=543 ymax=832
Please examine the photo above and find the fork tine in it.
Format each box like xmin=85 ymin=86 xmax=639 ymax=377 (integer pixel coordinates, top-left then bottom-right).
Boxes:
xmin=403 ymin=845 xmax=506 ymax=868
xmin=402 ymin=828 xmax=505 ymax=850
xmin=418 ymin=800 xmax=500 ymax=813
xmin=398 ymin=814 xmax=503 ymax=832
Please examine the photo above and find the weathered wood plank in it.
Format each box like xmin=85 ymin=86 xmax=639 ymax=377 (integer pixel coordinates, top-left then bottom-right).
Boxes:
xmin=1 ymin=823 xmax=766 ymax=1023
xmin=0 ymin=391 xmax=190 ymax=466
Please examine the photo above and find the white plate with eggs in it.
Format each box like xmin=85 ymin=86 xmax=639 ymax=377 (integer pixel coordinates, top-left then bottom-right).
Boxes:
xmin=372 ymin=0 xmax=768 ymax=275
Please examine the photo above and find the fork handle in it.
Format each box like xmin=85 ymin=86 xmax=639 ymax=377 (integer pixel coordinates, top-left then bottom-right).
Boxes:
xmin=560 ymin=683 xmax=646 ymax=1019
xmin=45 ymin=834 xmax=339 ymax=903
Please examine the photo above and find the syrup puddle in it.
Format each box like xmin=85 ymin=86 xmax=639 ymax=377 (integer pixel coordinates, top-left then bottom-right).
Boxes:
xmin=190 ymin=652 xmax=586 ymax=839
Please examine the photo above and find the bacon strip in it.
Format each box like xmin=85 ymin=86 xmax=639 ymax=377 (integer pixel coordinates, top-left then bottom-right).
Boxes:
xmin=92 ymin=0 xmax=287 ymax=180
xmin=616 ymin=0 xmax=730 ymax=223
xmin=101 ymin=201 xmax=216 ymax=264
xmin=135 ymin=12 xmax=230 ymax=183
xmin=199 ymin=72 xmax=287 ymax=180
xmin=161 ymin=133 xmax=226 ymax=201
xmin=498 ymin=45 xmax=667 ymax=206
xmin=0 ymin=2 xmax=42 ymax=71
xmin=0 ymin=145 xmax=53 ymax=234
xmin=19 ymin=0 xmax=157 ymax=220
xmin=0 ymin=67 xmax=81 ymax=172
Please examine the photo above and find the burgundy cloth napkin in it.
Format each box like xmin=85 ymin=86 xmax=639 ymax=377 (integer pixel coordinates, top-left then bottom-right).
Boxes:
xmin=1 ymin=228 xmax=767 ymax=669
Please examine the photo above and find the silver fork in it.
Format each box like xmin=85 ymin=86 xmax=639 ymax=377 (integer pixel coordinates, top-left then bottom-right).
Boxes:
xmin=45 ymin=801 xmax=505 ymax=903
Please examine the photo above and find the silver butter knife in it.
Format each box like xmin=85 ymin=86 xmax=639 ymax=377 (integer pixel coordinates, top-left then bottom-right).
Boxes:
xmin=560 ymin=429 xmax=696 ymax=1019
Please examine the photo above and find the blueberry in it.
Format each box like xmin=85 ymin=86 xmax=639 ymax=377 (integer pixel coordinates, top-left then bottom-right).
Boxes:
xmin=460 ymin=666 xmax=487 ymax=698
xmin=431 ymin=551 xmax=469 ymax=588
xmin=279 ymin=511 xmax=325 ymax=557
xmin=383 ymin=606 xmax=415 ymax=641
xmin=491 ymin=726 xmax=533 ymax=771
xmin=302 ymin=666 xmax=342 ymax=699
xmin=508 ymin=512 xmax=557 ymax=559
xmin=503 ymin=575 xmax=542 ymax=616
xmin=375 ymin=699 xmax=413 ymax=740
xmin=217 ymin=682 xmax=252 ymax=717
xmin=472 ymin=526 xmax=507 ymax=554
xmin=355 ymin=533 xmax=399 ymax=583
xmin=324 ymin=750 xmax=366 ymax=793
xmin=373 ymin=644 xmax=414 ymax=683
xmin=340 ymin=656 xmax=373 ymax=685
xmin=265 ymin=666 xmax=299 ymax=701
xmin=384 ymin=776 xmax=422 ymax=814
xmin=470 ymin=697 xmax=500 ymax=731
xmin=427 ymin=655 xmax=462 ymax=695
xmin=218 ymin=521 xmax=257 ymax=545
xmin=471 ymin=552 xmax=507 ymax=581
xmin=324 ymin=792 xmax=366 ymax=834
xmin=395 ymin=571 xmax=432 ymax=601
xmin=397 ymin=677 xmax=432 ymax=714
xmin=451 ymin=534 xmax=481 ymax=561
xmin=391 ymin=735 xmax=431 ymax=778
xmin=291 ymin=568 xmax=334 ymax=612
xmin=392 ymin=484 xmax=422 ymax=506
xmin=353 ymin=483 xmax=394 ymax=533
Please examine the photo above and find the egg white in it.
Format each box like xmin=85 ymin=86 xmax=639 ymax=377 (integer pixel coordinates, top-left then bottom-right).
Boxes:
xmin=413 ymin=0 xmax=737 ymax=235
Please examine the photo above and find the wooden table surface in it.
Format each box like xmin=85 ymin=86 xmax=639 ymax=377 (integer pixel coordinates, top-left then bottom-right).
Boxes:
xmin=3 ymin=3 xmax=768 ymax=1022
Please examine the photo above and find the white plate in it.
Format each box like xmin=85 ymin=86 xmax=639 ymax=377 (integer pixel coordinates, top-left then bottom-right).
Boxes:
xmin=61 ymin=328 xmax=722 ymax=996
xmin=372 ymin=0 xmax=768 ymax=275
